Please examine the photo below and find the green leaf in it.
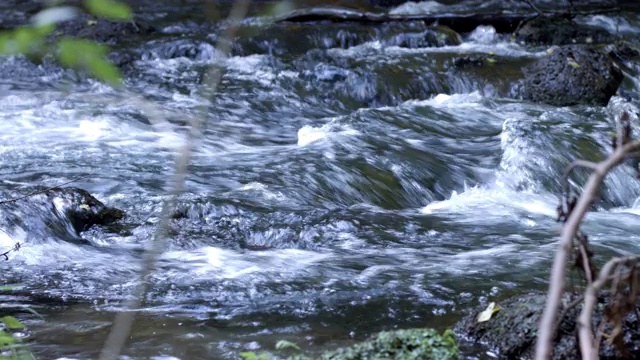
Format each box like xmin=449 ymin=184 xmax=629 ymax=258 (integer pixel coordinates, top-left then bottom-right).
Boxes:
xmin=568 ymin=60 xmax=581 ymax=69
xmin=57 ymin=37 xmax=122 ymax=86
xmin=0 ymin=25 xmax=54 ymax=56
xmin=11 ymin=346 xmax=36 ymax=360
xmin=84 ymin=0 xmax=132 ymax=20
xmin=1 ymin=316 xmax=25 ymax=330
xmin=0 ymin=285 xmax=17 ymax=291
xmin=239 ymin=352 xmax=257 ymax=360
xmin=275 ymin=340 xmax=301 ymax=351
xmin=0 ymin=330 xmax=15 ymax=347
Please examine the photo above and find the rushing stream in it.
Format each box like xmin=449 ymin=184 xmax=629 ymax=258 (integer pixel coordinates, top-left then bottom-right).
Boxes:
xmin=2 ymin=0 xmax=640 ymax=359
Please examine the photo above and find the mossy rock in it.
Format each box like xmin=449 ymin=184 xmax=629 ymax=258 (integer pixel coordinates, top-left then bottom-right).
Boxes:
xmin=456 ymin=292 xmax=640 ymax=359
xmin=516 ymin=45 xmax=622 ymax=106
xmin=289 ymin=328 xmax=458 ymax=360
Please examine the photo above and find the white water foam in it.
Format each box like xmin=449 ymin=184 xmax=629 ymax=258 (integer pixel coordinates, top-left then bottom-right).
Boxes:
xmin=160 ymin=246 xmax=332 ymax=282
xmin=327 ymin=39 xmax=544 ymax=59
xmin=576 ymin=15 xmax=640 ymax=34
xmin=467 ymin=25 xmax=498 ymax=44
xmin=297 ymin=122 xmax=360 ymax=147
xmin=421 ymin=184 xmax=557 ymax=219
xmin=389 ymin=1 xmax=444 ymax=15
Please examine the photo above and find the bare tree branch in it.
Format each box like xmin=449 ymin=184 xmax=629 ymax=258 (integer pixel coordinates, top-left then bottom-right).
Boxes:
xmin=534 ymin=139 xmax=640 ymax=360
xmin=578 ymin=256 xmax=640 ymax=360
xmin=97 ymin=1 xmax=251 ymax=359
xmin=578 ymin=241 xmax=593 ymax=284
xmin=561 ymin=159 xmax=598 ymax=203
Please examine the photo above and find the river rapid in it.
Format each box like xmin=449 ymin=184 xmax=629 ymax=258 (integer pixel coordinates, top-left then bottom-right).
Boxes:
xmin=1 ymin=0 xmax=640 ymax=359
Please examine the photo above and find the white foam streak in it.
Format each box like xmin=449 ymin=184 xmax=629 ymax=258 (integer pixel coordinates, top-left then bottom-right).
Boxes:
xmin=421 ymin=184 xmax=557 ymax=220
xmin=297 ymin=122 xmax=360 ymax=147
xmin=328 ymin=40 xmax=544 ymax=59
xmin=161 ymin=247 xmax=331 ymax=282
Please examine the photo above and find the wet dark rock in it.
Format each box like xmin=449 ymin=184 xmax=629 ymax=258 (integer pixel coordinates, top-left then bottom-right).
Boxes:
xmin=55 ymin=188 xmax=124 ymax=233
xmin=0 ymin=1 xmax=42 ymax=30
xmin=606 ymin=41 xmax=640 ymax=64
xmin=385 ymin=25 xmax=461 ymax=48
xmin=514 ymin=17 xmax=615 ymax=46
xmin=52 ymin=14 xmax=156 ymax=45
xmin=0 ymin=187 xmax=124 ymax=243
xmin=451 ymin=54 xmax=499 ymax=69
xmin=142 ymin=39 xmax=217 ymax=61
xmin=232 ymin=22 xmax=379 ymax=58
xmin=447 ymin=54 xmax=534 ymax=97
xmin=455 ymin=291 xmax=640 ymax=359
xmin=517 ymin=45 xmax=623 ymax=106
xmin=368 ymin=0 xmax=408 ymax=8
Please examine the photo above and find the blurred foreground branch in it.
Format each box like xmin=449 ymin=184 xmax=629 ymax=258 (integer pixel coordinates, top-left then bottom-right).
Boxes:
xmin=578 ymin=255 xmax=640 ymax=360
xmin=97 ymin=1 xmax=251 ymax=359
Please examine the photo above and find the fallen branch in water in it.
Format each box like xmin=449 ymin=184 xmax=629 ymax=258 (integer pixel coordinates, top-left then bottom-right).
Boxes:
xmin=0 ymin=242 xmax=21 ymax=261
xmin=534 ymin=110 xmax=640 ymax=360
xmin=0 ymin=175 xmax=89 ymax=205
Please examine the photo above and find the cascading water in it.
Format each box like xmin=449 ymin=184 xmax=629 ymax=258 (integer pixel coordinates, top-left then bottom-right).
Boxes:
xmin=0 ymin=1 xmax=640 ymax=359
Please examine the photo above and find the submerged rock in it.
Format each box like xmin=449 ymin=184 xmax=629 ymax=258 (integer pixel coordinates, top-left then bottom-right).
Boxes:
xmin=50 ymin=187 xmax=124 ymax=233
xmin=456 ymin=292 xmax=640 ymax=359
xmin=517 ymin=45 xmax=623 ymax=106
xmin=0 ymin=187 xmax=124 ymax=242
xmin=53 ymin=14 xmax=156 ymax=45
xmin=384 ymin=25 xmax=461 ymax=48
xmin=514 ymin=17 xmax=614 ymax=46
xmin=289 ymin=328 xmax=458 ymax=360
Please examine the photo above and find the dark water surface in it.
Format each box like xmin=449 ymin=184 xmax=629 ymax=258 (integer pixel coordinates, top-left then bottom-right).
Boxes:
xmin=2 ymin=1 xmax=640 ymax=359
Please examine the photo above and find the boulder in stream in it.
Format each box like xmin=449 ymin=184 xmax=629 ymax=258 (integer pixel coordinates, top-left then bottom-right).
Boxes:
xmin=517 ymin=45 xmax=623 ymax=106
xmin=0 ymin=187 xmax=124 ymax=242
xmin=455 ymin=292 xmax=640 ymax=359
xmin=49 ymin=187 xmax=124 ymax=233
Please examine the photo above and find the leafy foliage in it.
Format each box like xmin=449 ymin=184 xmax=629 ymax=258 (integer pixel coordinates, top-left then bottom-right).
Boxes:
xmin=57 ymin=37 xmax=121 ymax=85
xmin=0 ymin=25 xmax=54 ymax=60
xmin=0 ymin=316 xmax=33 ymax=360
xmin=0 ymin=0 xmax=131 ymax=86
xmin=84 ymin=0 xmax=132 ymax=21
xmin=0 ymin=318 xmax=24 ymax=331
xmin=240 ymin=352 xmax=270 ymax=360
xmin=288 ymin=329 xmax=458 ymax=360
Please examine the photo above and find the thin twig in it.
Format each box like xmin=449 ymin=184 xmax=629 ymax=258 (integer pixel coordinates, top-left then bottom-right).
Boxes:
xmin=562 ymin=160 xmax=598 ymax=199
xmin=578 ymin=256 xmax=640 ymax=360
xmin=521 ymin=0 xmax=543 ymax=15
xmin=534 ymin=139 xmax=640 ymax=360
xmin=594 ymin=317 xmax=607 ymax=356
xmin=0 ymin=175 xmax=89 ymax=205
xmin=578 ymin=241 xmax=593 ymax=285
xmin=0 ymin=242 xmax=21 ymax=261
xmin=96 ymin=1 xmax=251 ymax=360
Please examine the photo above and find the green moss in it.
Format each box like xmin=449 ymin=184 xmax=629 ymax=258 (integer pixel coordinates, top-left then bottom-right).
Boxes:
xmin=288 ymin=328 xmax=458 ymax=360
